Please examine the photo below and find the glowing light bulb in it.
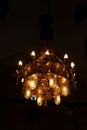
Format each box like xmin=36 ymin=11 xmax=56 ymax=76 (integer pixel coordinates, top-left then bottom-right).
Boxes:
xmin=29 ymin=80 xmax=36 ymax=90
xmin=74 ymin=73 xmax=76 ymax=76
xmin=37 ymin=97 xmax=43 ymax=106
xmin=45 ymin=50 xmax=49 ymax=55
xmin=54 ymin=95 xmax=61 ymax=105
xmin=49 ymin=78 xmax=54 ymax=87
xmin=18 ymin=60 xmax=23 ymax=66
xmin=71 ymin=62 xmax=75 ymax=68
xmin=61 ymin=86 xmax=69 ymax=96
xmin=21 ymin=78 xmax=24 ymax=83
xmin=24 ymin=89 xmax=31 ymax=99
xmin=31 ymin=51 xmax=35 ymax=56
xmin=64 ymin=54 xmax=68 ymax=59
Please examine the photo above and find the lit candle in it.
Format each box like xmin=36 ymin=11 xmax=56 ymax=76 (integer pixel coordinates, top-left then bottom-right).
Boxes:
xmin=64 ymin=54 xmax=69 ymax=70
xmin=31 ymin=51 xmax=36 ymax=57
xmin=64 ymin=54 xmax=68 ymax=59
xmin=70 ymin=62 xmax=75 ymax=68
xmin=18 ymin=60 xmax=23 ymax=66
xmin=45 ymin=50 xmax=49 ymax=55
xmin=21 ymin=78 xmax=24 ymax=83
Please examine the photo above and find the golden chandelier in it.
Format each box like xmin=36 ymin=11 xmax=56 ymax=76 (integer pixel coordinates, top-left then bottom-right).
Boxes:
xmin=16 ymin=48 xmax=76 ymax=106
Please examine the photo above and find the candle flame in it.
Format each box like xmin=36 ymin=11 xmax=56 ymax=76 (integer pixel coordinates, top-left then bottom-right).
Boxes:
xmin=64 ymin=54 xmax=68 ymax=59
xmin=45 ymin=50 xmax=49 ymax=55
xmin=18 ymin=60 xmax=23 ymax=66
xmin=31 ymin=51 xmax=35 ymax=56
xmin=71 ymin=62 xmax=75 ymax=68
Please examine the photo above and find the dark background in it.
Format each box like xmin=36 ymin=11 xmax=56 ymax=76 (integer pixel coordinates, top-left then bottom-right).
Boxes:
xmin=0 ymin=0 xmax=87 ymax=130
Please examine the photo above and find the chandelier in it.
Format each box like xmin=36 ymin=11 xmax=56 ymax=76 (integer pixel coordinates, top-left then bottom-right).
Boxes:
xmin=16 ymin=48 xmax=76 ymax=106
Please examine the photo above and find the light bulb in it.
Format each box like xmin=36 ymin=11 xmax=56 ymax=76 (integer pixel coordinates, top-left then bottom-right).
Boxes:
xmin=54 ymin=95 xmax=61 ymax=105
xmin=21 ymin=78 xmax=24 ymax=83
xmin=61 ymin=86 xmax=69 ymax=96
xmin=74 ymin=73 xmax=76 ymax=77
xmin=71 ymin=62 xmax=75 ymax=68
xmin=31 ymin=51 xmax=35 ymax=56
xmin=64 ymin=54 xmax=68 ymax=59
xmin=45 ymin=50 xmax=49 ymax=55
xmin=49 ymin=78 xmax=54 ymax=87
xmin=18 ymin=60 xmax=23 ymax=66
xmin=24 ymin=89 xmax=31 ymax=99
xmin=37 ymin=97 xmax=43 ymax=106
xmin=29 ymin=80 xmax=36 ymax=90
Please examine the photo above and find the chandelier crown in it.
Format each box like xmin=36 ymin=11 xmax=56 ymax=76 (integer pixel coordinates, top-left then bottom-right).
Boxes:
xmin=16 ymin=48 xmax=76 ymax=106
